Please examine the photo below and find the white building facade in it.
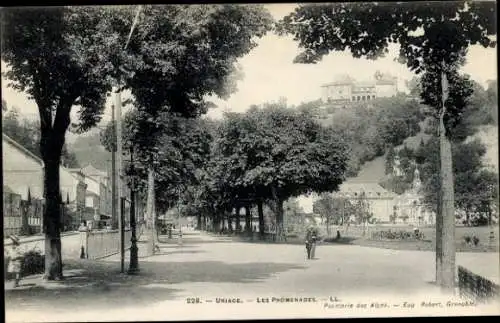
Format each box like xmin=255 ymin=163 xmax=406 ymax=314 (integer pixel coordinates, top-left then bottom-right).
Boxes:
xmin=321 ymin=72 xmax=398 ymax=105
xmin=332 ymin=182 xmax=397 ymax=224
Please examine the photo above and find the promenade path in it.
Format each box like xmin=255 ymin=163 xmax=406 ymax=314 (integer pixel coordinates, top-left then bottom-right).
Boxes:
xmin=5 ymin=230 xmax=499 ymax=322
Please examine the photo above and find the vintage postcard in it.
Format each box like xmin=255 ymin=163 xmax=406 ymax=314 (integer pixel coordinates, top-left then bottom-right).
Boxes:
xmin=2 ymin=2 xmax=499 ymax=322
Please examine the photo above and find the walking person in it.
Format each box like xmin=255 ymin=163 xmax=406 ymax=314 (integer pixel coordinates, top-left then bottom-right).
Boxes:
xmin=305 ymin=228 xmax=312 ymax=259
xmin=305 ymin=226 xmax=318 ymax=260
xmin=6 ymin=235 xmax=24 ymax=288
xmin=310 ymin=228 xmax=318 ymax=259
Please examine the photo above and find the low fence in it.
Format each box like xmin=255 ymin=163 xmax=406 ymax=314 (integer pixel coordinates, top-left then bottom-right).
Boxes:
xmin=458 ymin=266 xmax=500 ymax=303
xmin=82 ymin=229 xmax=132 ymax=260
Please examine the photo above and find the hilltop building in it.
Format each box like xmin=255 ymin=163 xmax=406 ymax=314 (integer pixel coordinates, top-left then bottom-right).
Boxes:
xmin=321 ymin=71 xmax=398 ymax=106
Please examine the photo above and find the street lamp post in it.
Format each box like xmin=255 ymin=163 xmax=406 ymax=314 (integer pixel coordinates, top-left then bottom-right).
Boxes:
xmin=128 ymin=147 xmax=139 ymax=274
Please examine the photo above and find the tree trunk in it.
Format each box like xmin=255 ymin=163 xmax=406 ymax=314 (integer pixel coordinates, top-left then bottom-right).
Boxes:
xmin=245 ymin=205 xmax=252 ymax=236
xmin=439 ymin=132 xmax=455 ymax=290
xmin=43 ymin=157 xmax=63 ymax=280
xmin=40 ymin=107 xmax=70 ymax=281
xmin=326 ymin=216 xmax=331 ymax=237
xmin=274 ymin=198 xmax=285 ymax=242
xmin=258 ymin=200 xmax=265 ymax=240
xmin=235 ymin=207 xmax=241 ymax=233
xmin=146 ymin=167 xmax=157 ymax=256
xmin=227 ymin=211 xmax=233 ymax=233
xmin=438 ymin=67 xmax=456 ymax=291
xmin=197 ymin=213 xmax=202 ymax=230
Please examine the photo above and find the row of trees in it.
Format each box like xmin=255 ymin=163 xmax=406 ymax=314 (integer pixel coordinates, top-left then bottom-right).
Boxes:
xmin=2 ymin=4 xmax=274 ymax=280
xmin=104 ymin=102 xmax=352 ymax=242
xmin=313 ymin=193 xmax=374 ymax=237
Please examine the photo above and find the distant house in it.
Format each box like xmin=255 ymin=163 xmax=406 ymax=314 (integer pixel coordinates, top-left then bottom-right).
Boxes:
xmin=2 ymin=133 xmax=44 ymax=200
xmin=2 ymin=133 xmax=86 ymax=232
xmin=72 ymin=164 xmax=113 ymax=225
xmin=321 ymin=72 xmax=398 ymax=106
xmin=332 ymin=181 xmax=397 ymax=223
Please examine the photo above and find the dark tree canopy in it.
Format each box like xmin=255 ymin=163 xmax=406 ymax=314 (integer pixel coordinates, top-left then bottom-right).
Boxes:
xmin=277 ymin=2 xmax=495 ymax=67
xmin=216 ymin=104 xmax=350 ymax=202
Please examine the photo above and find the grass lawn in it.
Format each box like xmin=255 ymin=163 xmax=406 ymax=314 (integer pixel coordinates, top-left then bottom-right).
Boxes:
xmin=204 ymin=225 xmax=499 ymax=252
xmin=324 ymin=225 xmax=499 ymax=252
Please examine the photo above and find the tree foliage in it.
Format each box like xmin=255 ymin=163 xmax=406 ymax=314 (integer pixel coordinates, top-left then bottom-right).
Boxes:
xmin=120 ymin=5 xmax=273 ymax=159
xmin=211 ymin=103 xmax=350 ymax=239
xmin=319 ymin=96 xmax=425 ymax=177
xmin=414 ymin=136 xmax=498 ymax=217
xmin=100 ymin=111 xmax=213 ymax=213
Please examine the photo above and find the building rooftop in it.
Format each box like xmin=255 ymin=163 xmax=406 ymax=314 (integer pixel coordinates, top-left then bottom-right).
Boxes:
xmin=335 ymin=182 xmax=397 ymax=199
xmin=81 ymin=164 xmax=108 ymax=177
xmin=321 ymin=74 xmax=355 ymax=87
xmin=322 ymin=72 xmax=397 ymax=88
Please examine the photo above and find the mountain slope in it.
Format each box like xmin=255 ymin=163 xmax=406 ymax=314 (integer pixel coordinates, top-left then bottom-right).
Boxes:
xmin=71 ymin=131 xmax=111 ymax=171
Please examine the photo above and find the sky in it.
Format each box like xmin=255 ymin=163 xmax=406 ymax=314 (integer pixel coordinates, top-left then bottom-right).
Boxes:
xmin=2 ymin=3 xmax=497 ymax=124
xmin=1 ymin=4 xmax=497 ymax=212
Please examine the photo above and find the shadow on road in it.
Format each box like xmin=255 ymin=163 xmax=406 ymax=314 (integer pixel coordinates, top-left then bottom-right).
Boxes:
xmin=5 ymin=258 xmax=306 ymax=312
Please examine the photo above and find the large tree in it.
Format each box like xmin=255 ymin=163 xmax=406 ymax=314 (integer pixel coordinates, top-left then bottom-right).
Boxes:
xmin=2 ymin=7 xmax=134 ymax=280
xmin=277 ymin=0 xmax=496 ymax=290
xmin=216 ymin=104 xmax=350 ymax=241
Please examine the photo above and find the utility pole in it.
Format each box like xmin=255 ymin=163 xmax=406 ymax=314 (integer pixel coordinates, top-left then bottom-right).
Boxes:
xmin=115 ymin=4 xmax=142 ymax=274
xmin=115 ymin=87 xmax=124 ymax=273
xmin=111 ymin=104 xmax=117 ymax=231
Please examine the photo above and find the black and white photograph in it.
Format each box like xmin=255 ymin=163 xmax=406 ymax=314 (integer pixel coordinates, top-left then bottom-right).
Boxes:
xmin=2 ymin=2 xmax=499 ymax=321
